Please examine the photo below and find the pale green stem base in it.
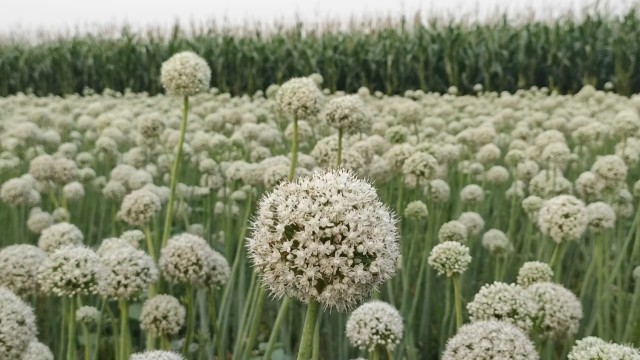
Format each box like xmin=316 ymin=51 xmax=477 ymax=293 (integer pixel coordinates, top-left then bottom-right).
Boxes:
xmin=297 ymin=301 xmax=320 ymax=360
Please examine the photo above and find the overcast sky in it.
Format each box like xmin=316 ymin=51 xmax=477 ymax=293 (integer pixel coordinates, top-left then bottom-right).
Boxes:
xmin=1 ymin=0 xmax=637 ymax=35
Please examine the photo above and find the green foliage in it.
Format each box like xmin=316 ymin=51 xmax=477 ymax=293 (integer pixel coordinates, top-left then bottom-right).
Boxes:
xmin=2 ymin=11 xmax=640 ymax=96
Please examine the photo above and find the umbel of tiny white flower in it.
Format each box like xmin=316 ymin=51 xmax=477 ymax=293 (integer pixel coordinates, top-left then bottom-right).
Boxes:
xmin=276 ymin=77 xmax=323 ymax=120
xmin=247 ymin=169 xmax=399 ymax=311
xmin=526 ymin=282 xmax=583 ymax=341
xmin=38 ymin=222 xmax=84 ymax=254
xmin=22 ymin=340 xmax=54 ymax=360
xmin=117 ymin=188 xmax=162 ymax=227
xmin=0 ymin=287 xmax=38 ymax=359
xmin=441 ymin=320 xmax=539 ymax=360
xmin=0 ymin=177 xmax=40 ymax=206
xmin=159 ymin=233 xmax=230 ymax=288
xmin=516 ymin=261 xmax=554 ymax=288
xmin=345 ymin=301 xmax=404 ymax=353
xmin=247 ymin=169 xmax=399 ymax=360
xmin=567 ymin=336 xmax=640 ymax=360
xmin=140 ymin=294 xmax=186 ymax=340
xmin=324 ymin=95 xmax=371 ymax=134
xmin=0 ymin=244 xmax=47 ymax=296
xmin=438 ymin=220 xmax=469 ymax=243
xmin=38 ymin=245 xmax=106 ymax=297
xmin=99 ymin=247 xmax=158 ymax=300
xmin=466 ymin=282 xmax=538 ymax=331
xmin=160 ymin=51 xmax=211 ymax=97
xmin=76 ymin=306 xmax=100 ymax=325
xmin=537 ymin=195 xmax=588 ymax=243
xmin=428 ymin=241 xmax=471 ymax=276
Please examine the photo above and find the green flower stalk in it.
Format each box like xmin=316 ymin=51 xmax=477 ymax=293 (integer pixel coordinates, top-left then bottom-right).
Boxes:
xmin=297 ymin=301 xmax=320 ymax=360
xmin=159 ymin=51 xmax=211 ymax=248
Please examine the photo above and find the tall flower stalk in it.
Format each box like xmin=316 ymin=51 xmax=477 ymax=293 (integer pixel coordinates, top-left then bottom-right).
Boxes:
xmin=158 ymin=51 xmax=211 ymax=248
xmin=162 ymin=95 xmax=189 ymax=248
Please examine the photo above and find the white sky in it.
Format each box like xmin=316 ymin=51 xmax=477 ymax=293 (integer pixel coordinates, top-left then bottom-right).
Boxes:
xmin=0 ymin=0 xmax=638 ymax=36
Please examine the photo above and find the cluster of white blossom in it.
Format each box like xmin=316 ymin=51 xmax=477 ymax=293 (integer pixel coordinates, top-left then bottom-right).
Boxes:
xmin=568 ymin=337 xmax=640 ymax=360
xmin=247 ymin=169 xmax=399 ymax=311
xmin=345 ymin=301 xmax=403 ymax=352
xmin=442 ymin=320 xmax=539 ymax=360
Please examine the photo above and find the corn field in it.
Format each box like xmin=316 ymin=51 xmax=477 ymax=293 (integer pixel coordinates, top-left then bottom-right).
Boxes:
xmin=2 ymin=11 xmax=640 ymax=97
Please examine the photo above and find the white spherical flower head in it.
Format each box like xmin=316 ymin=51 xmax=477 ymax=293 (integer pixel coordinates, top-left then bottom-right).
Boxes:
xmin=426 ymin=179 xmax=450 ymax=203
xmin=120 ymin=229 xmax=145 ymax=247
xmin=324 ymin=95 xmax=371 ymax=133
xmin=529 ymin=170 xmax=572 ymax=198
xmin=137 ymin=113 xmax=166 ymax=139
xmin=485 ymin=165 xmax=510 ymax=184
xmin=27 ymin=209 xmax=54 ymax=234
xmin=38 ymin=246 xmax=106 ymax=297
xmin=52 ymin=207 xmax=71 ymax=223
xmin=0 ymin=177 xmax=40 ymax=206
xmin=457 ymin=212 xmax=484 ymax=236
xmin=161 ymin=51 xmax=211 ymax=96
xmin=345 ymin=301 xmax=403 ymax=352
xmin=96 ymin=237 xmax=138 ymax=257
xmin=586 ymin=201 xmax=616 ymax=232
xmin=100 ymin=247 xmax=158 ymax=300
xmin=38 ymin=222 xmax=84 ymax=254
xmin=591 ymin=155 xmax=628 ymax=185
xmin=481 ymin=229 xmax=513 ymax=255
xmin=204 ymin=251 xmax=231 ymax=289
xmin=537 ymin=195 xmax=588 ymax=243
xmin=442 ymin=320 xmax=539 ymax=360
xmin=117 ymin=189 xmax=162 ymax=226
xmin=438 ymin=220 xmax=469 ymax=243
xmin=517 ymin=261 xmax=553 ymax=288
xmin=526 ymin=282 xmax=582 ymax=340
xmin=568 ymin=336 xmax=640 ymax=360
xmin=402 ymin=151 xmax=439 ymax=188
xmin=247 ymin=169 xmax=399 ymax=311
xmin=276 ymin=77 xmax=323 ymax=119
xmin=159 ymin=233 xmax=229 ymax=288
xmin=0 ymin=287 xmax=38 ymax=359
xmin=0 ymin=245 xmax=47 ymax=296
xmin=404 ymin=200 xmax=428 ymax=219
xmin=460 ymin=184 xmax=485 ymax=204
xmin=522 ymin=195 xmax=544 ymax=221
xmin=131 ymin=350 xmax=185 ymax=360
xmin=62 ymin=181 xmax=85 ymax=202
xmin=383 ymin=144 xmax=414 ymax=171
xmin=467 ymin=282 xmax=538 ymax=331
xmin=575 ymin=171 xmax=605 ymax=199
xmin=53 ymin=158 xmax=79 ymax=184
xmin=428 ymin=241 xmax=472 ymax=277
xmin=29 ymin=154 xmax=55 ymax=181
xmin=22 ymin=340 xmax=54 ymax=360
xmin=140 ymin=295 xmax=186 ymax=337
xmin=76 ymin=306 xmax=101 ymax=325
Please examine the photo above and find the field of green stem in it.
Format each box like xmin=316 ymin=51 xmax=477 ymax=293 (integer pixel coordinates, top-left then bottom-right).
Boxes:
xmin=0 ymin=53 xmax=640 ymax=360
